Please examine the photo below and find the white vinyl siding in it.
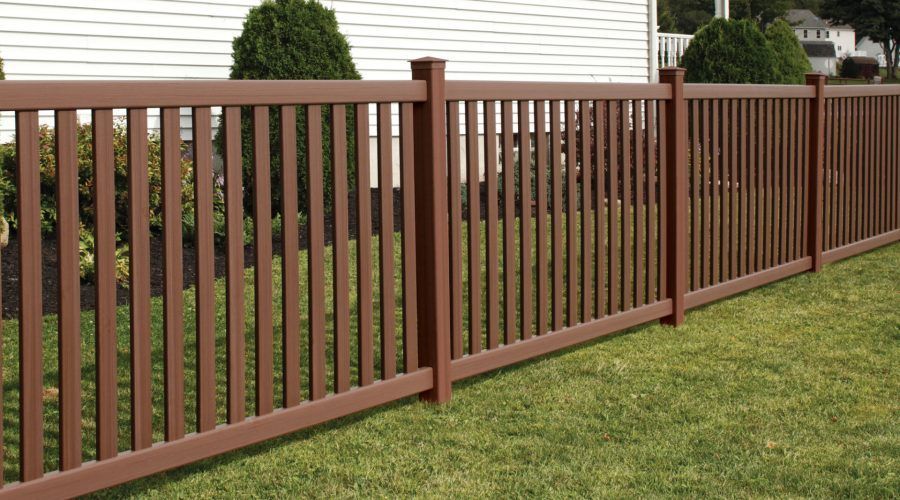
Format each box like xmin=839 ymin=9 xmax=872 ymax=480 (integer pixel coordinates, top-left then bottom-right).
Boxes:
xmin=0 ymin=0 xmax=651 ymax=81
xmin=0 ymin=0 xmax=653 ymax=148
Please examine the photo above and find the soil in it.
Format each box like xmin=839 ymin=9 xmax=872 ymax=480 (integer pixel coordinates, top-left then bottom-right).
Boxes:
xmin=0 ymin=178 xmax=627 ymax=319
xmin=1 ymin=187 xmax=419 ymax=319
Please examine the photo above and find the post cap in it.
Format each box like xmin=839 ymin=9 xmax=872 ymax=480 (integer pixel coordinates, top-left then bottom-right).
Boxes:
xmin=805 ymin=72 xmax=827 ymax=82
xmin=410 ymin=57 xmax=447 ymax=69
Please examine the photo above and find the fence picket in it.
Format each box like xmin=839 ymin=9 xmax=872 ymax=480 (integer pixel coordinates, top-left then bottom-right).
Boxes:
xmin=550 ymin=101 xmax=563 ymax=331
xmin=740 ymin=99 xmax=749 ymax=275
xmin=594 ymin=100 xmax=607 ymax=316
xmin=635 ymin=100 xmax=645 ymax=308
xmin=280 ymin=105 xmax=301 ymax=406
xmin=56 ymin=109 xmax=82 ymax=469
xmin=565 ymin=100 xmax=578 ymax=324
xmin=161 ymin=107 xmax=185 ymax=441
xmin=193 ymin=106 xmax=216 ymax=431
xmin=502 ymin=101 xmax=516 ymax=342
xmin=484 ymin=101 xmax=500 ymax=348
xmin=465 ymin=101 xmax=483 ymax=349
xmin=223 ymin=106 xmax=246 ymax=423
xmin=534 ymin=100 xmax=548 ymax=335
xmin=519 ymin=100 xmax=534 ymax=338
xmin=355 ymin=104 xmax=375 ymax=386
xmin=309 ymin=104 xmax=328 ymax=396
xmin=16 ymin=110 xmax=43 ymax=481
xmin=252 ymin=106 xmax=274 ymax=415
xmin=400 ymin=102 xmax=419 ymax=373
xmin=691 ymin=100 xmax=700 ymax=290
xmin=332 ymin=104 xmax=352 ymax=391
xmin=448 ymin=101 xmax=463 ymax=359
xmin=376 ymin=103 xmax=396 ymax=380
xmin=577 ymin=101 xmax=591 ymax=320
xmin=93 ymin=109 xmax=118 ymax=460
xmin=646 ymin=101 xmax=657 ymax=304
xmin=607 ymin=101 xmax=620 ymax=313
xmin=622 ymin=100 xmax=633 ymax=311
xmin=730 ymin=99 xmax=739 ymax=278
xmin=127 ymin=108 xmax=153 ymax=450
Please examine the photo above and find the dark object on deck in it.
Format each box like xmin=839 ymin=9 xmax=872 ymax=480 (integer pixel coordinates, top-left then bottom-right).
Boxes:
xmin=841 ymin=56 xmax=880 ymax=79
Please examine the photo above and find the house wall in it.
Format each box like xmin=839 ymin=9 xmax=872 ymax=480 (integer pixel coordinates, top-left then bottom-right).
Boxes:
xmin=809 ymin=56 xmax=835 ymax=76
xmin=793 ymin=27 xmax=855 ymax=58
xmin=856 ymin=37 xmax=887 ymax=67
xmin=0 ymin=0 xmax=655 ymax=137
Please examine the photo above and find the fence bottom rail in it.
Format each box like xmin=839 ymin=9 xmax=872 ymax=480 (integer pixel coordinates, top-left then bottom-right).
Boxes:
xmin=451 ymin=300 xmax=673 ymax=381
xmin=0 ymin=370 xmax=433 ymax=500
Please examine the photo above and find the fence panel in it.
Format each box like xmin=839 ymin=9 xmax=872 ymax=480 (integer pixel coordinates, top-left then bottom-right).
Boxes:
xmin=822 ymin=92 xmax=899 ymax=260
xmin=0 ymin=78 xmax=433 ymax=497
xmin=443 ymin=82 xmax=674 ymax=380
xmin=681 ymin=85 xmax=818 ymax=310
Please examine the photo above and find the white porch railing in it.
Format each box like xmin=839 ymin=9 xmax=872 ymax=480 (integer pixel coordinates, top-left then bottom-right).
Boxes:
xmin=658 ymin=33 xmax=694 ymax=67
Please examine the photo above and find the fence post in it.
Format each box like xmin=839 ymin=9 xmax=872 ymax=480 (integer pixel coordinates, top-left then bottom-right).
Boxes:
xmin=805 ymin=73 xmax=826 ymax=272
xmin=660 ymin=67 xmax=687 ymax=326
xmin=410 ymin=57 xmax=452 ymax=403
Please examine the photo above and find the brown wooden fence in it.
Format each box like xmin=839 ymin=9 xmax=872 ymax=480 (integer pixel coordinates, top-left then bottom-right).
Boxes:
xmin=0 ymin=61 xmax=896 ymax=497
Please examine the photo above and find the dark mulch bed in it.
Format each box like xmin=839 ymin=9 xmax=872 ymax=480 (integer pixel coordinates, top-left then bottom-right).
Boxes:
xmin=1 ymin=187 xmax=417 ymax=319
xmin=1 ymin=178 xmax=607 ymax=319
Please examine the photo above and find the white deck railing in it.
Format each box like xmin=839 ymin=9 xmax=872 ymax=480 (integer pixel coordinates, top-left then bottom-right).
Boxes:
xmin=658 ymin=33 xmax=694 ymax=67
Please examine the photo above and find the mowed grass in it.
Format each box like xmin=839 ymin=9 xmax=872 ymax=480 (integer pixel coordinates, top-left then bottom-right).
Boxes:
xmin=75 ymin=242 xmax=900 ymax=497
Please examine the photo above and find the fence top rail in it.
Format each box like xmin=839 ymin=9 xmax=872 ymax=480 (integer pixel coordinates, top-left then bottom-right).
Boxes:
xmin=824 ymin=84 xmax=900 ymax=98
xmin=0 ymin=79 xmax=427 ymax=111
xmin=684 ymin=84 xmax=816 ymax=99
xmin=445 ymin=81 xmax=672 ymax=101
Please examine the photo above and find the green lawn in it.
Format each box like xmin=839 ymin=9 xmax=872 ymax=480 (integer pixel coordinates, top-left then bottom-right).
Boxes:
xmin=77 ymin=241 xmax=900 ymax=497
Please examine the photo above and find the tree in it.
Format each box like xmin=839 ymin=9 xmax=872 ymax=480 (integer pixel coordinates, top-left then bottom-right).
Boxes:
xmin=731 ymin=0 xmax=793 ymax=26
xmin=664 ymin=0 xmax=813 ymax=34
xmin=666 ymin=0 xmax=714 ymax=34
xmin=221 ymin=0 xmax=361 ymax=215
xmin=791 ymin=0 xmax=823 ymax=11
xmin=766 ymin=19 xmax=813 ymax=83
xmin=658 ymin=0 xmax=678 ymax=33
xmin=682 ymin=18 xmax=779 ymax=83
xmin=822 ymin=0 xmax=900 ymax=80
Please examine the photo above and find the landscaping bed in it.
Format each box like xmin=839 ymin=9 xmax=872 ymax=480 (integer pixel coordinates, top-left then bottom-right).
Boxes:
xmin=0 ymin=187 xmax=411 ymax=318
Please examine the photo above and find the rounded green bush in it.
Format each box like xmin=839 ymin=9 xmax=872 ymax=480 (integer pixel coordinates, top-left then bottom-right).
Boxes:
xmin=682 ymin=18 xmax=779 ymax=84
xmin=0 ymin=53 xmax=5 ymax=80
xmin=766 ymin=19 xmax=812 ymax=84
xmin=223 ymin=0 xmax=361 ymax=215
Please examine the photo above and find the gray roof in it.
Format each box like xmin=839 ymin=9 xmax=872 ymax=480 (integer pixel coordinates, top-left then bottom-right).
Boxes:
xmin=802 ymin=41 xmax=836 ymax=58
xmin=785 ymin=9 xmax=852 ymax=30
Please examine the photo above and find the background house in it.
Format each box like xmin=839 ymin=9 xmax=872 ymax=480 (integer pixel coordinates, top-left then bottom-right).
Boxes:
xmin=802 ymin=41 xmax=837 ymax=75
xmin=786 ymin=9 xmax=855 ymax=59
xmin=855 ymin=37 xmax=887 ymax=67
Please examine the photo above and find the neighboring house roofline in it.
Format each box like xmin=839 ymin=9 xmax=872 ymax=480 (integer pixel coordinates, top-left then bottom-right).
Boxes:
xmin=785 ymin=9 xmax=852 ymax=30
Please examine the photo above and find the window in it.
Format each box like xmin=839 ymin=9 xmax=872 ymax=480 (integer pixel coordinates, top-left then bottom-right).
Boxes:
xmin=817 ymin=30 xmax=821 ymax=38
xmin=804 ymin=29 xmax=808 ymax=38
xmin=838 ymin=45 xmax=842 ymax=51
xmin=826 ymin=31 xmax=830 ymax=38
